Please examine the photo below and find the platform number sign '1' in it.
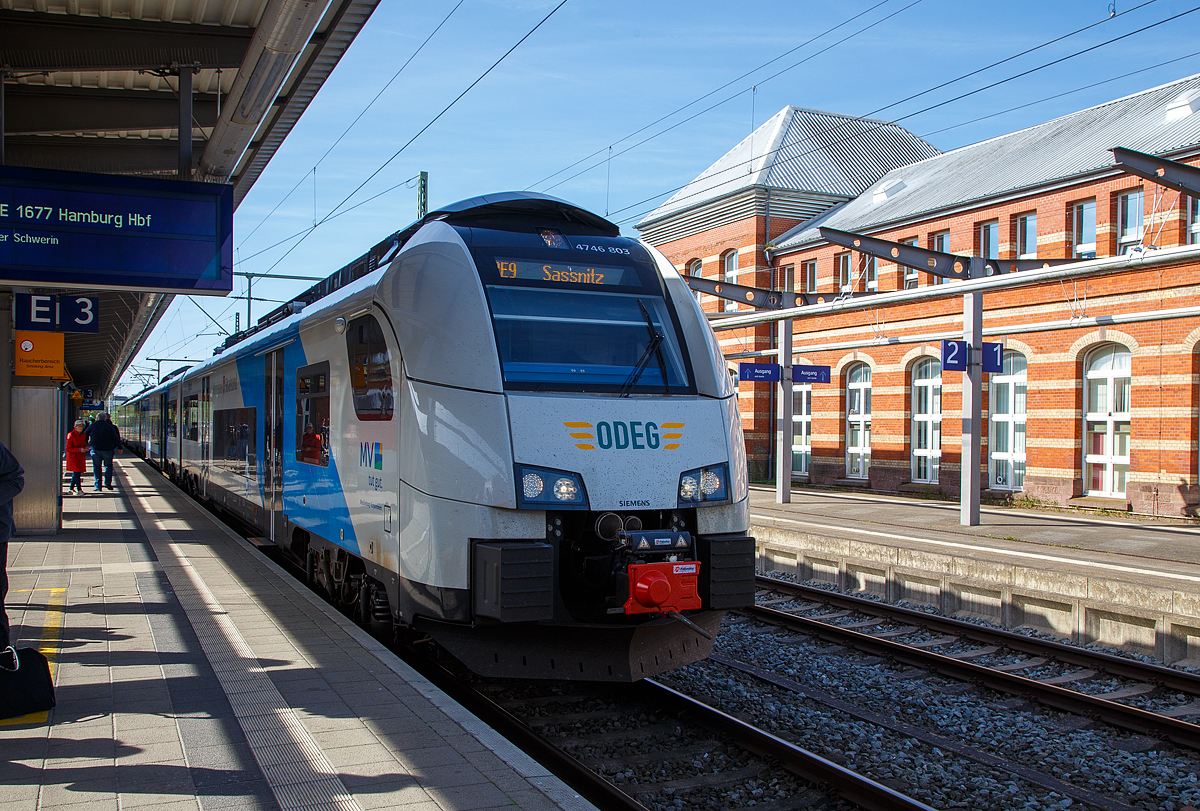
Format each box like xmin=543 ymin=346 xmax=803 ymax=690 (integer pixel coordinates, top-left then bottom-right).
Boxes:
xmin=982 ymin=342 xmax=1004 ymax=373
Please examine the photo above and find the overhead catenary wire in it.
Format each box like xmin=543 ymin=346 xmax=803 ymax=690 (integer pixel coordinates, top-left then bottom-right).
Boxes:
xmin=525 ymin=0 xmax=900 ymax=191
xmin=126 ymin=3 xmax=1196 ymax=376
xmin=532 ymin=0 xmax=1159 ymax=199
xmin=236 ymin=0 xmax=466 ymax=250
xmin=540 ymin=0 xmax=925 ymax=194
xmin=607 ymin=4 xmax=1200 ymax=225
xmin=248 ymin=0 xmax=571 ymax=282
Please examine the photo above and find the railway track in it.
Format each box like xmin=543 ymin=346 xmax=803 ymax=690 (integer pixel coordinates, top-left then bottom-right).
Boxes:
xmin=421 ymin=658 xmax=937 ymax=811
xmin=751 ymin=574 xmax=1200 ymax=751
xmin=235 ymin=511 xmax=1200 ymax=809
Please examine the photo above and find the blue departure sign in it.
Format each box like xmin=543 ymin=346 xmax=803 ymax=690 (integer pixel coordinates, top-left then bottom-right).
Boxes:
xmin=794 ymin=365 xmax=831 ymax=384
xmin=941 ymin=340 xmax=968 ymax=372
xmin=739 ymin=362 xmax=781 ymax=382
xmin=0 ymin=166 xmax=232 ymax=295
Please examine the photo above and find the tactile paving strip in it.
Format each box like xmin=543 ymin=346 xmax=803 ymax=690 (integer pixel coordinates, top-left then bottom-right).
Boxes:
xmin=126 ymin=491 xmax=365 ymax=811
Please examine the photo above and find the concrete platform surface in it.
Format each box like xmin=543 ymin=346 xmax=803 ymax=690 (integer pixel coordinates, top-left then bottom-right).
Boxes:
xmin=751 ymin=485 xmax=1200 ymax=591
xmin=2 ymin=457 xmax=595 ymax=811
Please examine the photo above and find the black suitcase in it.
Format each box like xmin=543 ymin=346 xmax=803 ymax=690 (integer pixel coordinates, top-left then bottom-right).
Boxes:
xmin=0 ymin=647 xmax=56 ymax=720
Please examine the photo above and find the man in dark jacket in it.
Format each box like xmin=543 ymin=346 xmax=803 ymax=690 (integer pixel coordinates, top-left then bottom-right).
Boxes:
xmin=85 ymin=412 xmax=121 ymax=492
xmin=0 ymin=440 xmax=25 ymax=671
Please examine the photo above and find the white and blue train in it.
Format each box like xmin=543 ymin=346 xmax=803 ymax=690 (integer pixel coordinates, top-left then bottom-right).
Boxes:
xmin=119 ymin=193 xmax=754 ymax=680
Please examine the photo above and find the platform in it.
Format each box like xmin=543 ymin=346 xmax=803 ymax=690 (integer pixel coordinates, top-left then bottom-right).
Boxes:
xmin=1 ymin=457 xmax=595 ymax=811
xmin=750 ymin=485 xmax=1200 ymax=663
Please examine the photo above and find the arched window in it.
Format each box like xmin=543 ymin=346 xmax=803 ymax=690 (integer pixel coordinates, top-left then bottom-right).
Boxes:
xmin=910 ymin=358 xmax=942 ymax=483
xmin=846 ymin=363 xmax=871 ymax=478
xmin=989 ymin=351 xmax=1027 ymax=490
xmin=1083 ymin=344 xmax=1131 ymax=497
xmin=723 ymin=251 xmax=738 ymax=312
xmin=792 ymin=382 xmax=812 ymax=475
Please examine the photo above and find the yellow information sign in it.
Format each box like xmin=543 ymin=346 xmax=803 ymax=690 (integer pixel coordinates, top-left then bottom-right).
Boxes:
xmin=15 ymin=330 xmax=66 ymax=378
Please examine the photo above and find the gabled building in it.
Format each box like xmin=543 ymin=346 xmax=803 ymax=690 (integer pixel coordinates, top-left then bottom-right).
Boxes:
xmin=639 ymin=75 xmax=1200 ymax=517
xmin=638 ymin=107 xmax=939 ymax=479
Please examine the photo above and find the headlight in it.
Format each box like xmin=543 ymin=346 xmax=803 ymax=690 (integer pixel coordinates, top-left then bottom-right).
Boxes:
xmin=678 ymin=463 xmax=730 ymax=506
xmin=515 ymin=465 xmax=588 ymax=510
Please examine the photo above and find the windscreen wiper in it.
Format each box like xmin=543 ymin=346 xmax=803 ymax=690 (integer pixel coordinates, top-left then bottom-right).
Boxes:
xmin=619 ymin=299 xmax=668 ymax=398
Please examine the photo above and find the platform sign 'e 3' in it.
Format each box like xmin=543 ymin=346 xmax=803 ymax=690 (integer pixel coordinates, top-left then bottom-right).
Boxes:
xmin=14 ymin=293 xmax=99 ymax=333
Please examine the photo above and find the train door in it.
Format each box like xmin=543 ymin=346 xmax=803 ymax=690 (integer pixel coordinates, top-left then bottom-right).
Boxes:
xmin=201 ymin=376 xmax=211 ymax=497
xmin=263 ymin=349 xmax=286 ymax=543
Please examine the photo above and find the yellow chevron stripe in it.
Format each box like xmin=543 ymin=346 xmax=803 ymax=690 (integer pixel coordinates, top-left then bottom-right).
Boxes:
xmin=662 ymin=433 xmax=682 ymax=439
xmin=563 ymin=421 xmax=593 ymax=428
xmin=575 ymin=444 xmax=596 ymax=450
xmin=569 ymin=432 xmax=594 ymax=439
xmin=663 ymin=443 xmax=680 ymax=450
xmin=660 ymin=422 xmax=685 ymax=428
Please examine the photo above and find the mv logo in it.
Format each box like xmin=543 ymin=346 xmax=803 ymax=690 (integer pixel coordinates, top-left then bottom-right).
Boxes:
xmin=359 ymin=442 xmax=383 ymax=470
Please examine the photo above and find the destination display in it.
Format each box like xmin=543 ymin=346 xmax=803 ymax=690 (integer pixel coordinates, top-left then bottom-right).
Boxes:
xmin=494 ymin=257 xmax=637 ymax=287
xmin=0 ymin=165 xmax=233 ymax=295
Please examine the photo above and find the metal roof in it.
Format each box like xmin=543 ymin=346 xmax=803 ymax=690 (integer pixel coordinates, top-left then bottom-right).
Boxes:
xmin=638 ymin=106 xmax=939 ymax=227
xmin=775 ymin=73 xmax=1200 ymax=250
xmin=0 ymin=0 xmax=379 ymax=396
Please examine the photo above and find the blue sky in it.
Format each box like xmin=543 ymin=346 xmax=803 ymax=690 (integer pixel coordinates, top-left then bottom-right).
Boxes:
xmin=117 ymin=0 xmax=1200 ymax=393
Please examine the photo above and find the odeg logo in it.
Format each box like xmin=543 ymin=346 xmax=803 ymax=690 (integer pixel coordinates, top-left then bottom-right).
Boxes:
xmin=563 ymin=421 xmax=684 ymax=451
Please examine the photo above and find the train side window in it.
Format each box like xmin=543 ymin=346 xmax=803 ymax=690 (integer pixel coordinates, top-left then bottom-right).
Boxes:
xmin=183 ymin=393 xmax=200 ymax=441
xmin=296 ymin=362 xmax=330 ymax=466
xmin=213 ymin=407 xmax=256 ymax=479
xmin=346 ymin=314 xmax=394 ymax=421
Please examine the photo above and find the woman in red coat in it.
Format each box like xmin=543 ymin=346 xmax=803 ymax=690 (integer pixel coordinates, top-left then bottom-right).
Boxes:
xmin=65 ymin=420 xmax=89 ymax=495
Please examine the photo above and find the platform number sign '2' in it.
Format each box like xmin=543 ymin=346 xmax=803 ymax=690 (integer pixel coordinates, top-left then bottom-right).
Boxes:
xmin=941 ymin=340 xmax=1004 ymax=373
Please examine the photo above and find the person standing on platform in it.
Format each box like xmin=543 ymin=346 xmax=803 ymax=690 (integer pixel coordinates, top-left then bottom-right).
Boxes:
xmin=65 ymin=420 xmax=88 ymax=495
xmin=85 ymin=412 xmax=121 ymax=492
xmin=0 ymin=440 xmax=25 ymax=671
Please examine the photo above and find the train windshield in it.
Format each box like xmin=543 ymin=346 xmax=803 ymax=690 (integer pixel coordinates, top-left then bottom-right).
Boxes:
xmin=486 ymin=286 xmax=692 ymax=392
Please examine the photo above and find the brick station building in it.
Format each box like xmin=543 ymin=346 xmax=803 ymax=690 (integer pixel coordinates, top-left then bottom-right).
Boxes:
xmin=638 ymin=74 xmax=1200 ymax=517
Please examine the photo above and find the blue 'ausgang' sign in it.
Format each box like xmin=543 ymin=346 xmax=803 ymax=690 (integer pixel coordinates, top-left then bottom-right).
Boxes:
xmin=794 ymin=365 xmax=831 ymax=384
xmin=739 ymin=362 xmax=781 ymax=382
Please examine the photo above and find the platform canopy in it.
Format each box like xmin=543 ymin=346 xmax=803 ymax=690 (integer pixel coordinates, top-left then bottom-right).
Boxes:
xmin=0 ymin=0 xmax=379 ymax=397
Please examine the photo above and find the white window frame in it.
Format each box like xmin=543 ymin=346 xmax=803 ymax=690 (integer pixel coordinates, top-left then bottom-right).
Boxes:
xmin=1189 ymin=197 xmax=1200 ymax=245
xmin=930 ymin=232 xmax=949 ymax=284
xmin=978 ymin=220 xmax=999 ymax=260
xmin=1017 ymin=214 xmax=1037 ymax=259
xmin=1073 ymin=200 xmax=1097 ymax=259
xmin=723 ymin=251 xmax=738 ymax=312
xmin=836 ymin=252 xmax=852 ymax=292
xmin=688 ymin=259 xmax=703 ymax=304
xmin=802 ymin=260 xmax=817 ymax=293
xmin=989 ymin=350 xmax=1027 ymax=491
xmin=1118 ymin=189 xmax=1144 ymax=254
xmin=846 ymin=363 xmax=871 ymax=479
xmin=792 ymin=383 xmax=812 ymax=476
xmin=864 ymin=255 xmax=877 ymax=291
xmin=1083 ymin=344 xmax=1131 ymax=498
xmin=910 ymin=358 xmax=942 ymax=484
xmin=902 ymin=238 xmax=919 ymax=289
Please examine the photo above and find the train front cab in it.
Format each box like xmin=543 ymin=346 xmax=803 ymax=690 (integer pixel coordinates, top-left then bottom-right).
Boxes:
xmin=365 ymin=206 xmax=755 ymax=681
